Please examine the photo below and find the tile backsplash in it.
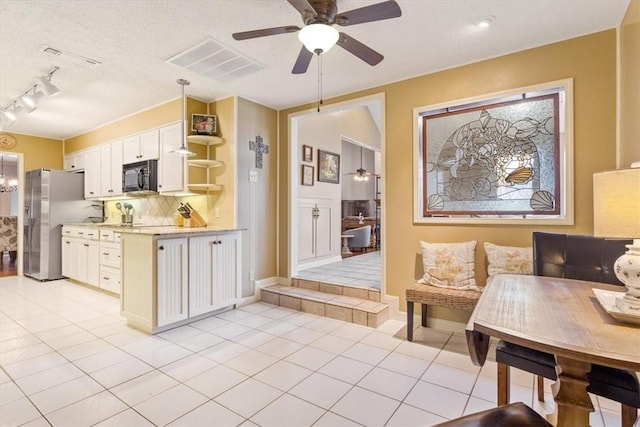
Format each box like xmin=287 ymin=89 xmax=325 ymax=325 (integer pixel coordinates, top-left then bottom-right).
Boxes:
xmin=104 ymin=195 xmax=208 ymax=226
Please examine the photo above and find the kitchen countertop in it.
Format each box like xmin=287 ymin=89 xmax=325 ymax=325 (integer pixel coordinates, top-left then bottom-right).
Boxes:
xmin=64 ymin=223 xmax=242 ymax=236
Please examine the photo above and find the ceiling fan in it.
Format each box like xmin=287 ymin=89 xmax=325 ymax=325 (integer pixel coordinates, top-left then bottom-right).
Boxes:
xmin=345 ymin=145 xmax=377 ymax=182
xmin=232 ymin=0 xmax=402 ymax=74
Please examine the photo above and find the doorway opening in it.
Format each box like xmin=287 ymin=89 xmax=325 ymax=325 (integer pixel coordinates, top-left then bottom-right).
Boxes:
xmin=287 ymin=93 xmax=385 ymax=296
xmin=0 ymin=152 xmax=24 ymax=278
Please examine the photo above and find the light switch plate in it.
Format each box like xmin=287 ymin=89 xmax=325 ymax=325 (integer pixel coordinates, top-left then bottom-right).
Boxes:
xmin=249 ymin=171 xmax=258 ymax=182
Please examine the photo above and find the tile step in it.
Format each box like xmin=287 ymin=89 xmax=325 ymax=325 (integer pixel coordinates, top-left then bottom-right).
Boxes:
xmin=292 ymin=277 xmax=381 ymax=302
xmin=260 ymin=284 xmax=389 ymax=328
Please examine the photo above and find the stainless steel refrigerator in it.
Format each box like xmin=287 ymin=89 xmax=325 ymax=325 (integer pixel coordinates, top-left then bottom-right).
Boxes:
xmin=23 ymin=169 xmax=94 ymax=281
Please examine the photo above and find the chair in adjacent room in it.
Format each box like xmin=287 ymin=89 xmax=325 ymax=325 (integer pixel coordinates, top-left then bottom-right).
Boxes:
xmin=344 ymin=225 xmax=371 ymax=253
xmin=495 ymin=232 xmax=639 ymax=427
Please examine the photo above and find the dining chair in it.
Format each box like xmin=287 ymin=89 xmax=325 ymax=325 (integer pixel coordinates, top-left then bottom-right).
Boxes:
xmin=344 ymin=225 xmax=371 ymax=252
xmin=434 ymin=402 xmax=552 ymax=427
xmin=495 ymin=232 xmax=639 ymax=427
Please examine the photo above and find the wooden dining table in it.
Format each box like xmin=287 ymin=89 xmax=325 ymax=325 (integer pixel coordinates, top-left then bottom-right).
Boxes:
xmin=465 ymin=274 xmax=640 ymax=427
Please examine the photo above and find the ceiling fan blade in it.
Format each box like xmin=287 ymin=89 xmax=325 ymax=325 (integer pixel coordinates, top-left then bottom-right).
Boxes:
xmin=337 ymin=33 xmax=383 ymax=66
xmin=337 ymin=0 xmax=401 ymax=26
xmin=292 ymin=46 xmax=314 ymax=74
xmin=232 ymin=25 xmax=300 ymax=40
xmin=286 ymin=0 xmax=318 ymax=17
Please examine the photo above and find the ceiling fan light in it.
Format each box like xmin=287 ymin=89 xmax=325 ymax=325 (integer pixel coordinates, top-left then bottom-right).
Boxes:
xmin=298 ymin=24 xmax=339 ymax=53
xmin=36 ymin=76 xmax=61 ymax=97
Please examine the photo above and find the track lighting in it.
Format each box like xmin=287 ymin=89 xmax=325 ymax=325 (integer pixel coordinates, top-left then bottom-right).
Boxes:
xmin=0 ymin=66 xmax=60 ymax=128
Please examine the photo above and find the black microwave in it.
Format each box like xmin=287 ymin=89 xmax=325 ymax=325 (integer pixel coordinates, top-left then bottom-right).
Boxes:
xmin=122 ymin=160 xmax=158 ymax=194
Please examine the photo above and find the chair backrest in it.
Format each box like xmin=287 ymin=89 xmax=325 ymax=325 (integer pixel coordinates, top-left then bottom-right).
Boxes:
xmin=346 ymin=225 xmax=371 ymax=248
xmin=532 ymin=232 xmax=631 ymax=286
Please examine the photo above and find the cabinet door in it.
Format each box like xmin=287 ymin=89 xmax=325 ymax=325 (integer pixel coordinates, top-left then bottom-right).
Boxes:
xmin=158 ymin=122 xmax=185 ymax=193
xmin=64 ymin=154 xmax=76 ymax=172
xmin=110 ymin=140 xmax=123 ymax=196
xmin=189 ymin=235 xmax=215 ymax=317
xmin=76 ymin=241 xmax=89 ymax=283
xmin=84 ymin=148 xmax=101 ymax=199
xmin=100 ymin=144 xmax=112 ymax=196
xmin=211 ymin=233 xmax=241 ymax=309
xmin=87 ymin=240 xmax=100 ymax=287
xmin=315 ymin=204 xmax=333 ymax=258
xmin=297 ymin=202 xmax=317 ymax=262
xmin=139 ymin=129 xmax=159 ymax=161
xmin=123 ymin=135 xmax=141 ymax=164
xmin=157 ymin=238 xmax=189 ymax=326
xmin=61 ymin=237 xmax=76 ymax=278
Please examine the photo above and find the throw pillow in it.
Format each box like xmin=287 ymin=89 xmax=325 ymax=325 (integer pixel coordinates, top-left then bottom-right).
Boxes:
xmin=484 ymin=242 xmax=533 ymax=281
xmin=418 ymin=241 xmax=478 ymax=290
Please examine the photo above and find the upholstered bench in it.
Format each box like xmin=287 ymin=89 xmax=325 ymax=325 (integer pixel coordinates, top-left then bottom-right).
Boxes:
xmin=406 ymin=283 xmax=482 ymax=341
xmin=406 ymin=240 xmax=531 ymax=341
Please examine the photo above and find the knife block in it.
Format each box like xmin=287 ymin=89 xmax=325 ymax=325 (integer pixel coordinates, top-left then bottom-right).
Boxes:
xmin=183 ymin=210 xmax=207 ymax=228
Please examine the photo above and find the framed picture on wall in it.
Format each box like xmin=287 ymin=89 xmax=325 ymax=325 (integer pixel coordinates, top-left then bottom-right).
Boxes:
xmin=302 ymin=145 xmax=313 ymax=162
xmin=302 ymin=164 xmax=314 ymax=186
xmin=317 ymin=150 xmax=340 ymax=184
xmin=191 ymin=114 xmax=217 ymax=135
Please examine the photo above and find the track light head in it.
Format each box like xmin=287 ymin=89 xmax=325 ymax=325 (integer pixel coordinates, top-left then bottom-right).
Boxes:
xmin=17 ymin=91 xmax=40 ymax=113
xmin=0 ymin=109 xmax=17 ymax=126
xmin=35 ymin=75 xmax=61 ymax=97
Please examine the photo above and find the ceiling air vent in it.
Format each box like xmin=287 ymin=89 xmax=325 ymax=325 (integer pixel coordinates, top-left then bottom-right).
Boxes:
xmin=167 ymin=38 xmax=264 ymax=82
xmin=39 ymin=45 xmax=102 ymax=66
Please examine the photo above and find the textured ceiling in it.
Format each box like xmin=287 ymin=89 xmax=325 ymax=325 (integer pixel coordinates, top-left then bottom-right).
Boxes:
xmin=0 ymin=0 xmax=630 ymax=140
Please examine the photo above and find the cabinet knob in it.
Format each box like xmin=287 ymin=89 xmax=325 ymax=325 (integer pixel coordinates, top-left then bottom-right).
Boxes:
xmin=102 ymin=252 xmax=109 ymax=256
xmin=159 ymin=245 xmax=165 ymax=250
xmin=84 ymin=243 xmax=89 ymax=247
xmin=103 ymin=277 xmax=109 ymax=280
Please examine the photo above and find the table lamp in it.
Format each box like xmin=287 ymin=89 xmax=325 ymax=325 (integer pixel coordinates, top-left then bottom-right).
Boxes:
xmin=593 ymin=167 xmax=640 ymax=313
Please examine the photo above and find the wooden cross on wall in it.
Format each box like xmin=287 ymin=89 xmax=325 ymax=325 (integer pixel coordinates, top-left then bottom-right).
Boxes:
xmin=249 ymin=135 xmax=269 ymax=169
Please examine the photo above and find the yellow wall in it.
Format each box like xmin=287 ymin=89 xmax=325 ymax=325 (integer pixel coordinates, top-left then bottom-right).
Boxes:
xmin=66 ymin=98 xmax=208 ymax=152
xmin=279 ymin=30 xmax=618 ymax=319
xmin=207 ymin=97 xmax=236 ymax=227
xmin=620 ymin=0 xmax=640 ymax=167
xmin=1 ymin=134 xmax=63 ymax=170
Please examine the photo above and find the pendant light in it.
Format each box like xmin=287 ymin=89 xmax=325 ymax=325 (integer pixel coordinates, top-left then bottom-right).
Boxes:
xmin=171 ymin=78 xmax=196 ymax=157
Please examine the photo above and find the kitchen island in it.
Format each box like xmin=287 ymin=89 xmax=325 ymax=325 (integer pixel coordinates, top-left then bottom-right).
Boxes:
xmin=63 ymin=224 xmax=243 ymax=333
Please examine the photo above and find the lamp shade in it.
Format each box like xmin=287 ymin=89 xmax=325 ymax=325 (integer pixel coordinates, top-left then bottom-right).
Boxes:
xmin=298 ymin=24 xmax=339 ymax=53
xmin=593 ymin=168 xmax=640 ymax=238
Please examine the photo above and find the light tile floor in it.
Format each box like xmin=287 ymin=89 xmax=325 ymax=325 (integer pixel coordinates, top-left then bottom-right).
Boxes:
xmin=296 ymin=251 xmax=381 ymax=290
xmin=0 ymin=276 xmax=624 ymax=426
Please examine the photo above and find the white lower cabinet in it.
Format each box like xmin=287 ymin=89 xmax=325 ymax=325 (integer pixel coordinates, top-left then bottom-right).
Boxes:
xmin=120 ymin=230 xmax=242 ymax=333
xmin=189 ymin=232 xmax=242 ymax=317
xmin=63 ymin=226 xmax=119 ymax=294
xmin=61 ymin=226 xmax=100 ymax=287
xmin=298 ymin=199 xmax=335 ymax=263
xmin=157 ymin=238 xmax=188 ymax=326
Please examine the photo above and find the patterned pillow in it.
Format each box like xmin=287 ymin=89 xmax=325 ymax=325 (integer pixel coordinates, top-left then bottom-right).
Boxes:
xmin=484 ymin=242 xmax=533 ymax=280
xmin=418 ymin=241 xmax=478 ymax=290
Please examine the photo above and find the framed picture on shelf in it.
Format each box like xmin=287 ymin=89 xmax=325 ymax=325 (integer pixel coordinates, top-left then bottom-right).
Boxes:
xmin=317 ymin=149 xmax=340 ymax=184
xmin=301 ymin=164 xmax=314 ymax=186
xmin=302 ymin=145 xmax=313 ymax=162
xmin=191 ymin=114 xmax=217 ymax=135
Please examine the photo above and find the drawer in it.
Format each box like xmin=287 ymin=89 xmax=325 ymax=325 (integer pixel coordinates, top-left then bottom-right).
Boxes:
xmin=99 ymin=229 xmax=115 ymax=242
xmin=100 ymin=242 xmax=121 ymax=268
xmin=99 ymin=266 xmax=120 ymax=295
xmin=64 ymin=226 xmax=100 ymax=240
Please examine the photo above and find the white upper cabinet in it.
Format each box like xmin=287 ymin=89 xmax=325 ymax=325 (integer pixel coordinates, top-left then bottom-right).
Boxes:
xmin=100 ymin=139 xmax=123 ymax=197
xmin=158 ymin=122 xmax=185 ymax=193
xmin=64 ymin=150 xmax=86 ymax=172
xmin=84 ymin=148 xmax=101 ymax=199
xmin=123 ymin=129 xmax=159 ymax=164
